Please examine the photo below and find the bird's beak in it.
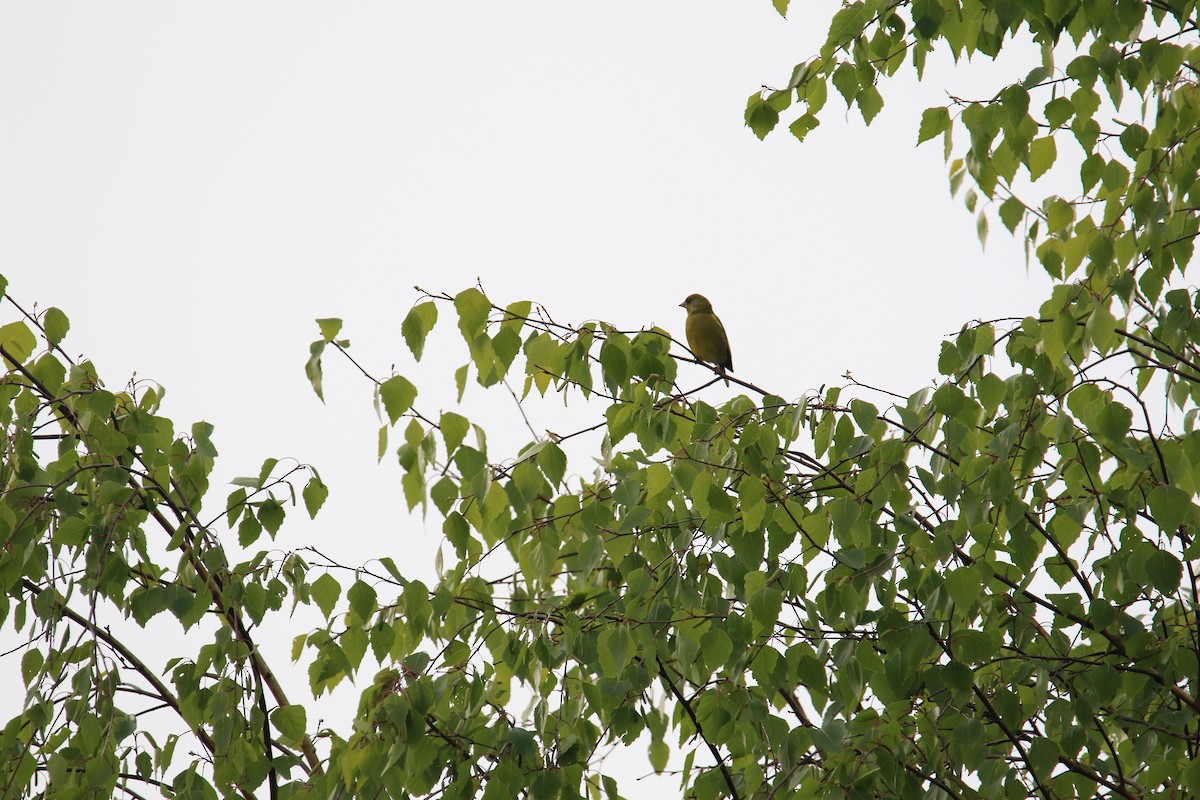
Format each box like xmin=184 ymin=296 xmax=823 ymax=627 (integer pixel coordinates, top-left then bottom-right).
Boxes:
xmin=678 ymin=301 xmax=686 ymax=308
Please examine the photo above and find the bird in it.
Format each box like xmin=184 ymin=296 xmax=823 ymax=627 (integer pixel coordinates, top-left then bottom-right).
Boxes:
xmin=679 ymin=293 xmax=733 ymax=385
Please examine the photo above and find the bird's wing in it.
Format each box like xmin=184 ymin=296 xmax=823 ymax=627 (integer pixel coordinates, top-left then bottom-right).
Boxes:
xmin=714 ymin=314 xmax=733 ymax=371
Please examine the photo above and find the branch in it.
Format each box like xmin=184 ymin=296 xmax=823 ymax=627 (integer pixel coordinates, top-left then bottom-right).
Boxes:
xmin=1 ymin=341 xmax=324 ymax=778
xmin=16 ymin=578 xmax=253 ymax=799
xmin=656 ymin=656 xmax=740 ymax=800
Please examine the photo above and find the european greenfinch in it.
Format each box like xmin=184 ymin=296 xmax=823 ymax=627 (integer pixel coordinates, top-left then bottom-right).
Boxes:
xmin=680 ymin=293 xmax=733 ymax=385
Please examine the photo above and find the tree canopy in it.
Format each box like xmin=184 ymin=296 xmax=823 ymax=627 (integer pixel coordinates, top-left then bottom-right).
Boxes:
xmin=3 ymin=1 xmax=1200 ymax=799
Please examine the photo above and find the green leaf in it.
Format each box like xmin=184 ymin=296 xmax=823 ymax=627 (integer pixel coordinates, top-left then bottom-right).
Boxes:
xmin=1042 ymin=313 xmax=1074 ymax=363
xmin=772 ymin=0 xmax=789 ymax=17
xmin=380 ymin=375 xmax=418 ymax=424
xmin=856 ymin=84 xmax=883 ymax=124
xmin=949 ymin=718 xmax=984 ymax=762
xmin=911 ymin=0 xmax=944 ymax=38
xmin=455 ymin=363 xmax=469 ymax=401
xmin=1029 ymin=136 xmax=1057 ymax=179
xmin=953 ymin=630 xmax=997 ymax=662
xmin=1146 ymin=549 xmax=1182 ymax=593
xmin=347 ymin=580 xmax=378 ymax=625
xmin=809 ymin=719 xmax=847 ymax=755
xmin=1085 ymin=303 xmax=1119 ymax=354
xmin=700 ymin=628 xmax=732 ymax=671
xmin=402 ymin=302 xmax=438 ymax=361
xmin=21 ymin=648 xmax=43 ymax=686
xmin=999 ymin=85 xmax=1030 ymax=128
xmin=600 ymin=334 xmax=630 ymax=392
xmin=1045 ymin=96 xmax=1074 ymax=129
xmin=303 ymin=475 xmax=328 ymax=519
xmin=1046 ymin=197 xmax=1073 ymax=232
xmin=254 ymin=457 xmax=278 ymax=487
xmin=649 ymin=739 xmax=669 ymax=773
xmin=1080 ymin=153 xmax=1105 ymax=192
xmin=1101 ymin=159 xmax=1129 ymax=192
xmin=938 ymin=341 xmax=963 ymax=375
xmin=738 ymin=475 xmax=767 ymax=532
xmin=311 ymin=573 xmax=342 ymax=619
xmin=1027 ymin=737 xmax=1060 ymax=775
xmin=1022 ymin=65 xmax=1053 ymax=88
xmin=825 ymin=3 xmax=866 ymax=55
xmin=0 ymin=321 xmax=36 ymax=363
xmin=766 ymin=88 xmax=792 ymax=113
xmin=259 ymin=498 xmax=285 ymax=536
xmin=316 ymin=318 xmax=343 ymax=342
xmin=1066 ymin=55 xmax=1099 ymax=86
xmin=749 ymin=584 xmax=783 ymax=633
xmin=598 ymin=626 xmax=631 ymax=678
xmin=999 ymin=197 xmax=1025 ymax=232
xmin=537 ymin=442 xmax=567 ymax=487
xmin=849 ymin=399 xmax=879 ymax=433
xmin=746 ymin=93 xmax=780 ymax=140
xmin=506 ymin=729 xmax=540 ymax=762
xmin=440 ymin=411 xmax=469 ymax=454
xmin=933 ymin=384 xmax=968 ymax=416
xmin=238 ymin=514 xmax=262 ymax=547
xmin=1178 ymin=759 xmax=1200 ymax=800
xmin=455 ymin=288 xmax=490 ymax=341
xmin=226 ymin=488 xmax=249 ymax=524
xmin=1148 ymin=485 xmax=1190 ymax=533
xmin=271 ymin=705 xmax=307 ymax=742
xmin=1119 ymin=123 xmax=1148 ymax=157
xmin=917 ymin=106 xmax=950 ymax=144
xmin=944 ymin=567 xmax=981 ymax=608
xmin=305 ymin=340 xmax=326 ymax=401
xmin=977 ymin=372 xmax=1006 ymax=413
xmin=789 ymin=113 xmax=821 ymax=141
xmin=502 ymin=300 xmax=530 ymax=332
xmin=1091 ymin=400 xmax=1131 ymax=443
xmin=788 ymin=59 xmax=818 ymax=90
xmin=402 ymin=462 xmax=424 ymax=511
xmin=804 ymin=76 xmax=827 ymax=112
xmin=43 ymin=308 xmax=69 ymax=345
xmin=831 ymin=62 xmax=859 ymax=106
xmin=430 ymin=477 xmax=458 ymax=515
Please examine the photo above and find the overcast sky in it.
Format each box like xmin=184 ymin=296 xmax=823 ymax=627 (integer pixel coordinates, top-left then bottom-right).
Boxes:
xmin=1 ymin=3 xmax=1054 ymax=794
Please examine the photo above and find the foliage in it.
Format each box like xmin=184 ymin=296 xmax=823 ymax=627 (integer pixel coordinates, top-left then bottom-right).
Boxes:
xmin=3 ymin=1 xmax=1200 ymax=799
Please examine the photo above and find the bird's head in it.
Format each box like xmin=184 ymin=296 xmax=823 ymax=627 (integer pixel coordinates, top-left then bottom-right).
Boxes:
xmin=679 ymin=293 xmax=714 ymax=313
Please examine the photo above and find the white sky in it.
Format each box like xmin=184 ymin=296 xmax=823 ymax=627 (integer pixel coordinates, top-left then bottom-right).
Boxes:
xmin=0 ymin=2 xmax=1056 ymax=795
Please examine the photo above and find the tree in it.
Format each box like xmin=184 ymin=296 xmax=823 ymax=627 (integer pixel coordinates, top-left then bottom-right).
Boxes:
xmin=3 ymin=0 xmax=1200 ymax=798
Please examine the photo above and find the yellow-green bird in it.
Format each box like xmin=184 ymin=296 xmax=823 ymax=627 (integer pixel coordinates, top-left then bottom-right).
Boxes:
xmin=680 ymin=293 xmax=733 ymax=385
